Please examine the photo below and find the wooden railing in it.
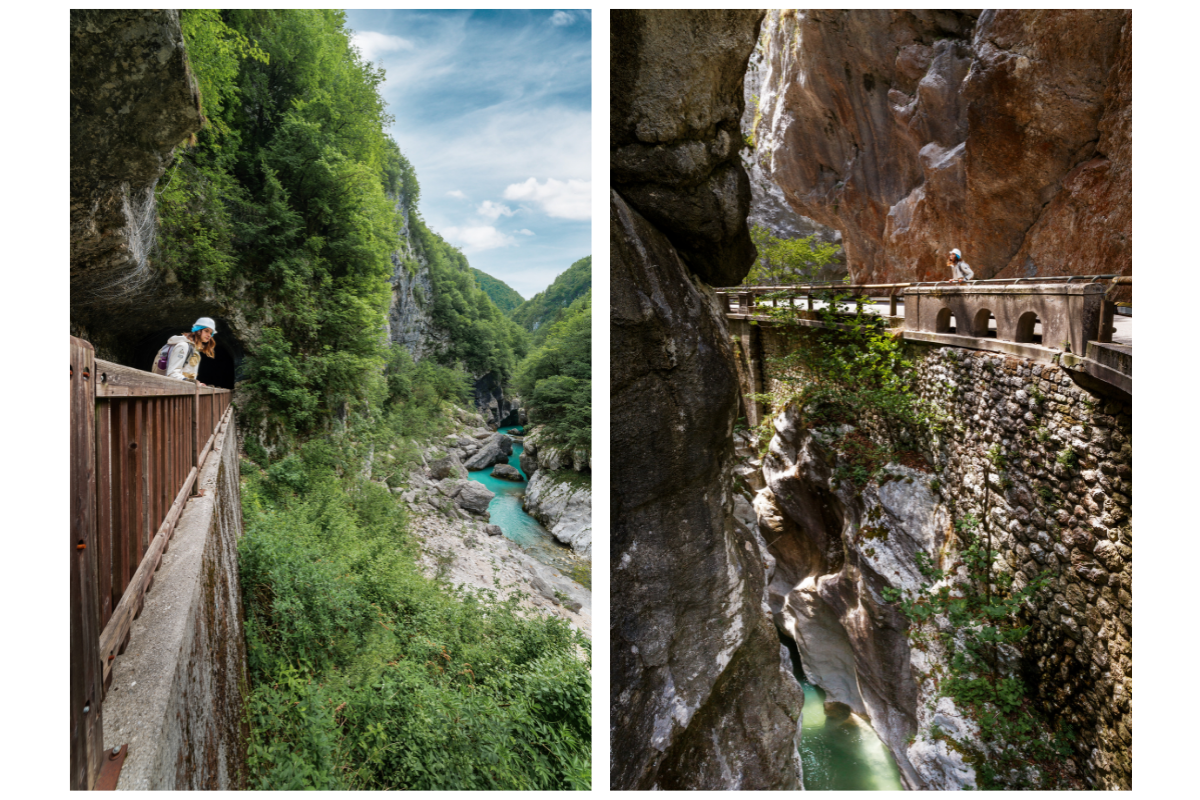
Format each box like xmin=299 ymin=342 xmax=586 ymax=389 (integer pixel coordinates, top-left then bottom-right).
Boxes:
xmin=70 ymin=336 xmax=234 ymax=790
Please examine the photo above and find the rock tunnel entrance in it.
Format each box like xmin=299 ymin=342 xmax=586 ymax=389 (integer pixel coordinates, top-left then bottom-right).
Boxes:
xmin=134 ymin=326 xmax=243 ymax=390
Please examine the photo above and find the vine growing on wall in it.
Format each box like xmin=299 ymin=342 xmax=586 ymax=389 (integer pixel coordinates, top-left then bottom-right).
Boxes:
xmin=750 ymin=290 xmax=942 ymax=486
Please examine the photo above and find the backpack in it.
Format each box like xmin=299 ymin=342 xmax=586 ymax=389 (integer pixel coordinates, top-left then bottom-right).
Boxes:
xmin=151 ymin=341 xmax=194 ymax=376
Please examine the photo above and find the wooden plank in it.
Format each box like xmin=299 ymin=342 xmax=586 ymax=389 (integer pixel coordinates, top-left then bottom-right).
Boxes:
xmin=95 ymin=359 xmax=197 ymax=398
xmin=114 ymin=401 xmax=132 ymax=604
xmin=193 ymin=380 xmax=200 ymax=473
xmin=96 ymin=400 xmax=113 ymax=628
xmin=70 ymin=337 xmax=104 ymax=790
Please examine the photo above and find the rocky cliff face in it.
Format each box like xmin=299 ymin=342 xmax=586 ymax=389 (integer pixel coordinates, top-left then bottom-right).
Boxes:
xmin=521 ymin=429 xmax=591 ymax=558
xmin=741 ymin=48 xmax=846 ymax=283
xmin=70 ymin=10 xmax=222 ymax=361
xmin=386 ymin=198 xmax=447 ymax=362
xmin=749 ymin=9 xmax=1131 ymax=284
xmin=611 ymin=10 xmax=807 ymax=790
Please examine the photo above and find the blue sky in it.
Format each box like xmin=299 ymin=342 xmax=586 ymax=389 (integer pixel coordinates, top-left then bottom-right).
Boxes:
xmin=344 ymin=9 xmax=591 ymax=300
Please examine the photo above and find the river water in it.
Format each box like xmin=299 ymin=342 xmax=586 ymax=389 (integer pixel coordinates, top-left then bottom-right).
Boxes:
xmin=783 ymin=636 xmax=904 ymax=790
xmin=466 ymin=426 xmax=583 ymax=582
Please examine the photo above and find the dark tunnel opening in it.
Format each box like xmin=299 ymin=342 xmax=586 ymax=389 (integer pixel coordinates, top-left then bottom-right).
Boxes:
xmin=134 ymin=326 xmax=244 ymax=390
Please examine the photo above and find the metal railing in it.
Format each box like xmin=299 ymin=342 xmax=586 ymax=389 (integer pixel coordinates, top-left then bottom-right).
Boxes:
xmin=70 ymin=336 xmax=234 ymax=790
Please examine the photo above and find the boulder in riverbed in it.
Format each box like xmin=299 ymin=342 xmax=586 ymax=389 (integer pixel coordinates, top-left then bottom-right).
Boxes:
xmin=454 ymin=481 xmax=495 ymax=515
xmin=463 ymin=434 xmax=513 ymax=470
xmin=428 ymin=453 xmax=467 ymax=481
xmin=492 ymin=464 xmax=523 ymax=481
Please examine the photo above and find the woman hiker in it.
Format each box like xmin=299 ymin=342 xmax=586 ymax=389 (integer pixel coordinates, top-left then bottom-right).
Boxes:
xmin=155 ymin=317 xmax=217 ymax=385
xmin=947 ymin=248 xmax=974 ymax=283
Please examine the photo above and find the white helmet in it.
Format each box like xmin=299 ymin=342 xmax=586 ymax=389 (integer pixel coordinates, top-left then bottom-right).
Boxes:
xmin=950 ymin=248 xmax=962 ymax=260
xmin=192 ymin=316 xmax=217 ymax=334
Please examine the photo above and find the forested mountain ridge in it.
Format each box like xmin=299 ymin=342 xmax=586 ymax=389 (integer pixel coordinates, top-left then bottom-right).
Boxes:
xmin=471 ymin=268 xmax=524 ymax=314
xmin=70 ymin=9 xmax=589 ymax=790
xmin=510 ymin=255 xmax=591 ymax=345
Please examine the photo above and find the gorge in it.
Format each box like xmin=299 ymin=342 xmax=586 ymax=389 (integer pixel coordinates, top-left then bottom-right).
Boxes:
xmin=611 ymin=9 xmax=1131 ymax=791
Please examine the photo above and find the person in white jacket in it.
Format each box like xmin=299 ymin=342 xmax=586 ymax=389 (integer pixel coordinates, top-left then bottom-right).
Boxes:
xmin=947 ymin=248 xmax=974 ymax=282
xmin=164 ymin=317 xmax=218 ymax=383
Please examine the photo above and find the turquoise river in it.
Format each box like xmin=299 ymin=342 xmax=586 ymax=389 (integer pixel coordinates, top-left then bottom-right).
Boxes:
xmin=466 ymin=426 xmax=583 ymax=583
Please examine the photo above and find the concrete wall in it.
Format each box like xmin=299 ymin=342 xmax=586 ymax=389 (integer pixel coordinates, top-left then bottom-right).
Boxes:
xmin=735 ymin=326 xmax=1132 ymax=789
xmin=101 ymin=416 xmax=248 ymax=789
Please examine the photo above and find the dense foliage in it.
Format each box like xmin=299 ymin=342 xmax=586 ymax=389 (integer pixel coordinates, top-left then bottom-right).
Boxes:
xmin=471 ymin=268 xmax=524 ymax=315
xmin=239 ymin=366 xmax=590 ymax=790
xmin=744 ymin=225 xmax=841 ymax=286
xmin=513 ymin=291 xmax=591 ymax=453
xmin=161 ymin=10 xmax=522 ymax=438
xmin=510 ymin=256 xmax=591 ymax=346
xmin=408 ymin=217 xmax=530 ymax=380
xmin=751 ymin=291 xmax=937 ymax=485
xmin=164 ymin=12 xmax=589 ymax=789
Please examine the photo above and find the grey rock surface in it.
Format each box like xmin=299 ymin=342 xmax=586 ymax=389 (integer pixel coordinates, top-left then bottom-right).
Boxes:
xmin=453 ymin=481 xmax=494 ymax=515
xmin=463 ymin=434 xmax=513 ymax=471
xmin=491 ymin=464 xmax=523 ymax=481
xmin=610 ymin=14 xmax=806 ymax=782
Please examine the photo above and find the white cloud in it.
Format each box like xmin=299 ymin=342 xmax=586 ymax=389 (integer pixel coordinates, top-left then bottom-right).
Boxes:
xmin=441 ymin=225 xmax=516 ymax=252
xmin=351 ymin=31 xmax=415 ymax=63
xmin=516 ymin=229 xmax=535 ymax=236
xmin=549 ymin=11 xmax=575 ymax=27
xmin=447 ymin=189 xmax=467 ymax=199
xmin=503 ymin=178 xmax=591 ymax=221
xmin=477 ymin=200 xmax=515 ymax=220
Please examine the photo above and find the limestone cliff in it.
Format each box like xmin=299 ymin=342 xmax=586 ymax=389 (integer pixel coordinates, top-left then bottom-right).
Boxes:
xmin=748 ymin=9 xmax=1131 ymax=285
xmin=611 ymin=10 xmax=806 ymax=790
xmin=521 ymin=429 xmax=591 ymax=558
xmin=386 ymin=197 xmax=518 ymax=428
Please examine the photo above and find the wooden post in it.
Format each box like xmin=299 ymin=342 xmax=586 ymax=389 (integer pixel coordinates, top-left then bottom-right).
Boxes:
xmin=193 ymin=379 xmax=200 ymax=481
xmin=70 ymin=336 xmax=104 ymax=790
xmin=890 ymin=293 xmax=898 ymax=316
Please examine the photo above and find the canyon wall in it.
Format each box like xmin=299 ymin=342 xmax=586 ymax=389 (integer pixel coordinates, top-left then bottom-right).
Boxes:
xmin=749 ymin=9 xmax=1131 ymax=285
xmin=735 ymin=323 xmax=1132 ymax=789
xmin=610 ymin=10 xmax=807 ymax=790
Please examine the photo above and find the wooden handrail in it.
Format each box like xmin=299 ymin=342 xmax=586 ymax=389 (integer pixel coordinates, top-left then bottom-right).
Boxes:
xmin=70 ymin=336 xmax=234 ymax=790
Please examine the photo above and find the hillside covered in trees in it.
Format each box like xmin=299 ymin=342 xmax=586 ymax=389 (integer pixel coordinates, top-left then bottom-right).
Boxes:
xmin=471 ymin=267 xmax=524 ymax=314
xmin=138 ymin=9 xmax=588 ymax=789
xmin=510 ymin=255 xmax=591 ymax=346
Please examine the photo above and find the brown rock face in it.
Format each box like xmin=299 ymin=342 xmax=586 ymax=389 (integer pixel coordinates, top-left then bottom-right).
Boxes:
xmin=751 ymin=9 xmax=1130 ymax=284
xmin=611 ymin=10 xmax=806 ymax=790
xmin=71 ymin=10 xmax=202 ymax=306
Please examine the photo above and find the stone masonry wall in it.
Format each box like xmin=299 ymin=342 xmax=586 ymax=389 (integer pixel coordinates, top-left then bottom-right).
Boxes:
xmin=739 ymin=324 xmax=1132 ymax=789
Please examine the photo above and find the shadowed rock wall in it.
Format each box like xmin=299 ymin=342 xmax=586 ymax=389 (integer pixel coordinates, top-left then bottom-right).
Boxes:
xmin=610 ymin=10 xmax=806 ymax=790
xmin=749 ymin=9 xmax=1131 ymax=285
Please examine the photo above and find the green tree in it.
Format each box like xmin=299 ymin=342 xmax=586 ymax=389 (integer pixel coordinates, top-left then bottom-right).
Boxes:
xmin=745 ymin=225 xmax=841 ymax=286
xmin=514 ymin=292 xmax=590 ymax=452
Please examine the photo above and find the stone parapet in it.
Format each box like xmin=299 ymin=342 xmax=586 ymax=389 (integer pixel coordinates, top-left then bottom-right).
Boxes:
xmin=904 ymin=282 xmax=1112 ymax=355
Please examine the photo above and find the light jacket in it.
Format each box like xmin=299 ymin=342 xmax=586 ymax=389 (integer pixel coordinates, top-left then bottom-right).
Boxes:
xmin=165 ymin=335 xmax=201 ymax=382
xmin=952 ymin=259 xmax=974 ymax=281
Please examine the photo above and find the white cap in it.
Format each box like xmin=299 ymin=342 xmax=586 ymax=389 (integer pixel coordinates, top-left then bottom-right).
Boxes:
xmin=950 ymin=248 xmax=962 ymax=259
xmin=192 ymin=316 xmax=217 ymax=333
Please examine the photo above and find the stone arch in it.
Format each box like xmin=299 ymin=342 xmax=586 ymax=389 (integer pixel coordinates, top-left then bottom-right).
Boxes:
xmin=1015 ymin=311 xmax=1042 ymax=344
xmin=935 ymin=307 xmax=956 ymax=333
xmin=972 ymin=308 xmax=996 ymax=338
